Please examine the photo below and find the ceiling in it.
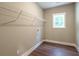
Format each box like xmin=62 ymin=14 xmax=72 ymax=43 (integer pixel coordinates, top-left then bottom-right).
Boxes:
xmin=37 ymin=2 xmax=72 ymax=9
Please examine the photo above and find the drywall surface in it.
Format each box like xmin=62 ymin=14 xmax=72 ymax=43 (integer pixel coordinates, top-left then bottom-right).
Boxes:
xmin=44 ymin=3 xmax=76 ymax=44
xmin=0 ymin=2 xmax=43 ymax=56
xmin=75 ymin=3 xmax=79 ymax=51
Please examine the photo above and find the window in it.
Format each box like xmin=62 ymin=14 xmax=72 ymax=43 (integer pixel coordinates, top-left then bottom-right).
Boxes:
xmin=53 ymin=13 xmax=66 ymax=28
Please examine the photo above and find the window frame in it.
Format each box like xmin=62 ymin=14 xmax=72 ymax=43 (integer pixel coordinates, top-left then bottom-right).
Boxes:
xmin=52 ymin=12 xmax=66 ymax=28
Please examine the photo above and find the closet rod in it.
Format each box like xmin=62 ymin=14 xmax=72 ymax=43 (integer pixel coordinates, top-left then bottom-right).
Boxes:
xmin=0 ymin=12 xmax=17 ymax=18
xmin=0 ymin=7 xmax=44 ymax=21
xmin=0 ymin=7 xmax=18 ymax=13
xmin=0 ymin=7 xmax=45 ymax=21
xmin=1 ymin=10 xmax=22 ymax=25
xmin=22 ymin=10 xmax=45 ymax=21
xmin=0 ymin=25 xmax=42 ymax=27
xmin=0 ymin=7 xmax=45 ymax=26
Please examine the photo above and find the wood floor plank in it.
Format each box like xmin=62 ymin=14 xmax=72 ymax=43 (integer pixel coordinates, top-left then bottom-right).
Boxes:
xmin=29 ymin=42 xmax=79 ymax=56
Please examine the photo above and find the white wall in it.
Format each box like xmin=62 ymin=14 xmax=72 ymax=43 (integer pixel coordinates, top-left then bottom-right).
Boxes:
xmin=75 ymin=3 xmax=79 ymax=51
xmin=44 ymin=3 xmax=76 ymax=44
xmin=0 ymin=2 xmax=43 ymax=56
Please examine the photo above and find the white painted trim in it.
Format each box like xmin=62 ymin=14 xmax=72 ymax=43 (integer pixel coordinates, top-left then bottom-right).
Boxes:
xmin=21 ymin=39 xmax=78 ymax=56
xmin=75 ymin=46 xmax=79 ymax=52
xmin=43 ymin=39 xmax=77 ymax=48
xmin=21 ymin=41 xmax=43 ymax=56
xmin=43 ymin=39 xmax=79 ymax=52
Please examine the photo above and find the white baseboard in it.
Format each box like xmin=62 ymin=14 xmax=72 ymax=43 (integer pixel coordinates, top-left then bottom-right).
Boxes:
xmin=75 ymin=46 xmax=79 ymax=52
xmin=43 ymin=39 xmax=79 ymax=52
xmin=43 ymin=39 xmax=77 ymax=48
xmin=21 ymin=39 xmax=78 ymax=56
xmin=21 ymin=41 xmax=43 ymax=56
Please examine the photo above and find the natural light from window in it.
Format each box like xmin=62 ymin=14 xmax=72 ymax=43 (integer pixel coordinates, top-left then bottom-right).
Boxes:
xmin=53 ymin=13 xmax=66 ymax=28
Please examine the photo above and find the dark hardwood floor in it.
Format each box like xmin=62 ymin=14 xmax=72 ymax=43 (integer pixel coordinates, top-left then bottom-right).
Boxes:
xmin=29 ymin=42 xmax=79 ymax=56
